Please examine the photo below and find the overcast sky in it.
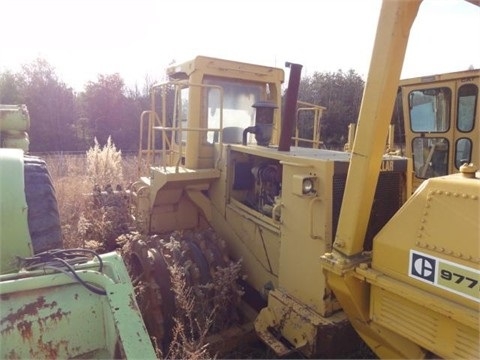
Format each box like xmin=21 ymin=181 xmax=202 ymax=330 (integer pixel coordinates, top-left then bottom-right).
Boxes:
xmin=1 ymin=0 xmax=479 ymax=91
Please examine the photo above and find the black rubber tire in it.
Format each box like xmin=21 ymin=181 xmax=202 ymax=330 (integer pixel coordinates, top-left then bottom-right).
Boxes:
xmin=24 ymin=155 xmax=63 ymax=253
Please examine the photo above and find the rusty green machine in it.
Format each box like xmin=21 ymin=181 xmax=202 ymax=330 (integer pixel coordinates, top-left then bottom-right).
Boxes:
xmin=0 ymin=105 xmax=156 ymax=358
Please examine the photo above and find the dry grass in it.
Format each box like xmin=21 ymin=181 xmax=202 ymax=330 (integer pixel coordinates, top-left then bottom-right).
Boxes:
xmin=166 ymin=263 xmax=215 ymax=359
xmin=45 ymin=148 xmax=137 ymax=249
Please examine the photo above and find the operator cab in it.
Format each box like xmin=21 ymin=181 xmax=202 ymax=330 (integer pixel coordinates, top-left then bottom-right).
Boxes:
xmin=395 ymin=69 xmax=479 ymax=191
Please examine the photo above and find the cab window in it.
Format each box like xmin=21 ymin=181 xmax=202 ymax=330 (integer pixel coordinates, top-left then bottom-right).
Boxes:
xmin=409 ymin=87 xmax=451 ymax=132
xmin=457 ymin=83 xmax=477 ymax=132
xmin=455 ymin=138 xmax=472 ymax=169
xmin=412 ymin=137 xmax=449 ymax=178
xmin=205 ymin=79 xmax=263 ymax=143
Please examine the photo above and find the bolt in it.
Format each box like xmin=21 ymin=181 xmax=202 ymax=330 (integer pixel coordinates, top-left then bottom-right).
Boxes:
xmin=359 ymin=263 xmax=369 ymax=270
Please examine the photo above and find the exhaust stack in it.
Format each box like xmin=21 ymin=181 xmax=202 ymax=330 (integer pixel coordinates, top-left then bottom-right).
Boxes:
xmin=278 ymin=62 xmax=303 ymax=152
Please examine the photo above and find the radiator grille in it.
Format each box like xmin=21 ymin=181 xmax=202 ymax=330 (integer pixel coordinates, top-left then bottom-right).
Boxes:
xmin=332 ymin=171 xmax=404 ymax=251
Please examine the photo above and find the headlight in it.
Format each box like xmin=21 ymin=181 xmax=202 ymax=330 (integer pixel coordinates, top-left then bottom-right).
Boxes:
xmin=292 ymin=174 xmax=317 ymax=196
xmin=303 ymin=178 xmax=314 ymax=194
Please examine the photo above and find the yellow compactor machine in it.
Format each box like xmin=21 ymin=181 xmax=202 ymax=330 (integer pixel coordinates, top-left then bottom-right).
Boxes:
xmin=128 ymin=0 xmax=479 ymax=358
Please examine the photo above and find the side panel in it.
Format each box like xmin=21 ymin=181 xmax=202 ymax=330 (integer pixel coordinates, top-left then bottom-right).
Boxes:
xmin=210 ymin=147 xmax=281 ymax=297
xmin=372 ymin=175 xmax=479 ymax=307
xmin=0 ymin=149 xmax=32 ymax=274
xmin=279 ymin=161 xmax=337 ymax=315
xmin=371 ymin=174 xmax=480 ymax=357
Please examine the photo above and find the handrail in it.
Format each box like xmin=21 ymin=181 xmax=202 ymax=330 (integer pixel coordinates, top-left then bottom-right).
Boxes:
xmin=138 ymin=80 xmax=225 ymax=173
xmin=294 ymin=102 xmax=326 ymax=149
xmin=137 ymin=110 xmax=166 ymax=176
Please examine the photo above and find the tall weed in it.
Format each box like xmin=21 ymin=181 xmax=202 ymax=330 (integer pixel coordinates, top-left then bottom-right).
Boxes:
xmin=86 ymin=136 xmax=123 ymax=188
xmin=47 ymin=138 xmax=135 ymax=249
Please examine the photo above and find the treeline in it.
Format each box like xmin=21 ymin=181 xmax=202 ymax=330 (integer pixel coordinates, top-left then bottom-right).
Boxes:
xmin=298 ymin=69 xmax=365 ymax=148
xmin=0 ymin=58 xmax=365 ymax=152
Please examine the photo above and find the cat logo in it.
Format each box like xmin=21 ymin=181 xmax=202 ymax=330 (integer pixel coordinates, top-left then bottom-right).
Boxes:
xmin=409 ymin=250 xmax=480 ymax=303
xmin=410 ymin=252 xmax=435 ymax=283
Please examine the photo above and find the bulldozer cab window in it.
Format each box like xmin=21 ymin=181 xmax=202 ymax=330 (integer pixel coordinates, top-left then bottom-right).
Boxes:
xmin=409 ymin=87 xmax=451 ymax=178
xmin=412 ymin=137 xmax=449 ymax=178
xmin=457 ymin=83 xmax=477 ymax=132
xmin=204 ymin=78 xmax=263 ymax=143
xmin=409 ymin=87 xmax=451 ymax=132
xmin=454 ymin=84 xmax=477 ymax=169
xmin=455 ymin=138 xmax=472 ymax=168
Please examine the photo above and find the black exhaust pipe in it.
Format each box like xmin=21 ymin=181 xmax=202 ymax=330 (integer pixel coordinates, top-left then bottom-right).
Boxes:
xmin=278 ymin=62 xmax=303 ymax=152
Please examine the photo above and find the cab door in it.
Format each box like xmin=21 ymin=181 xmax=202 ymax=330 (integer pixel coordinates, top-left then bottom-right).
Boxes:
xmin=401 ymin=72 xmax=479 ymax=190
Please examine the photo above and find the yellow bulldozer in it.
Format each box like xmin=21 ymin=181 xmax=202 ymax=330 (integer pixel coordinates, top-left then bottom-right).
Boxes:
xmin=126 ymin=0 xmax=479 ymax=358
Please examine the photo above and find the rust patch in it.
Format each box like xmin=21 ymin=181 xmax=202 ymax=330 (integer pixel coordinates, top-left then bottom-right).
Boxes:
xmin=36 ymin=309 xmax=71 ymax=329
xmin=35 ymin=337 xmax=56 ymax=359
xmin=16 ymin=320 xmax=33 ymax=341
xmin=2 ymin=295 xmax=71 ymax=338
xmin=48 ymin=308 xmax=67 ymax=322
xmin=1 ymin=296 xmax=50 ymax=336
xmin=1 ymin=296 xmax=46 ymax=328
xmin=31 ymin=336 xmax=70 ymax=359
